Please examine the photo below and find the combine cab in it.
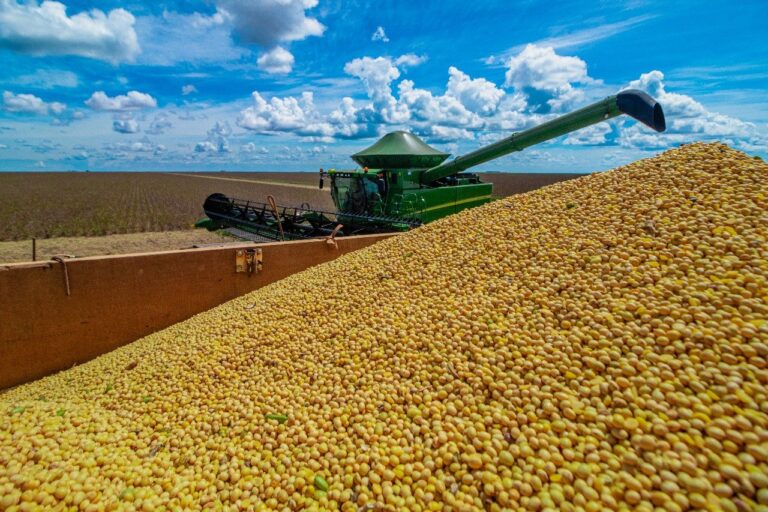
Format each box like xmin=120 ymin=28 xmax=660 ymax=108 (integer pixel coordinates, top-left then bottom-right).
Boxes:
xmin=198 ymin=89 xmax=666 ymax=241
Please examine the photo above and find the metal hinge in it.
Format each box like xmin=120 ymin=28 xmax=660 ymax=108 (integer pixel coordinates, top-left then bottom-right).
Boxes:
xmin=236 ymin=248 xmax=262 ymax=275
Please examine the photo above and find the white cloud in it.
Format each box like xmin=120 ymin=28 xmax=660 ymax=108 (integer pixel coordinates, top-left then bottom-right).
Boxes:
xmin=344 ymin=56 xmax=400 ymax=103
xmin=238 ymin=91 xmax=312 ymax=131
xmin=343 ymin=56 xmax=407 ymax=123
xmin=446 ymin=67 xmax=505 ymax=116
xmin=194 ymin=141 xmax=218 ymax=152
xmin=195 ymin=121 xmax=232 ymax=153
xmin=0 ymin=0 xmax=139 ymax=63
xmin=504 ymin=44 xmax=596 ymax=111
xmin=216 ymin=0 xmax=325 ymax=46
xmin=85 ymin=91 xmax=157 ymax=111
xmin=233 ymin=57 xmax=514 ymax=143
xmin=257 ymin=46 xmax=295 ymax=74
xmin=485 ymin=16 xmax=654 ymax=65
xmin=417 ymin=125 xmax=474 ymax=144
xmin=371 ymin=26 xmax=389 ymax=43
xmin=113 ymin=118 xmax=140 ymax=134
xmin=2 ymin=90 xmax=65 ymax=115
xmin=619 ymin=70 xmax=766 ymax=151
xmin=394 ymin=53 xmax=427 ymax=68
xmin=145 ymin=112 xmax=173 ymax=135
xmin=134 ymin=10 xmax=248 ymax=66
xmin=134 ymin=1 xmax=324 ymax=67
xmin=233 ymin=59 xmax=512 ymax=143
xmin=398 ymin=79 xmax=480 ymax=128
xmin=182 ymin=85 xmax=198 ymax=96
xmin=327 ymin=97 xmax=378 ymax=139
xmin=241 ymin=142 xmax=268 ymax=153
xmin=49 ymin=102 xmax=66 ymax=115
xmin=563 ymin=123 xmax=612 ymax=145
xmin=11 ymin=69 xmax=79 ymax=89
xmin=237 ymin=91 xmax=334 ymax=137
xmin=105 ymin=137 xmax=165 ymax=154
xmin=224 ymin=50 xmax=765 ymax=157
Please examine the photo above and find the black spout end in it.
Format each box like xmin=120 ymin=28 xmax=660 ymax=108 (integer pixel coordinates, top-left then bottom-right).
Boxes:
xmin=617 ymin=89 xmax=666 ymax=132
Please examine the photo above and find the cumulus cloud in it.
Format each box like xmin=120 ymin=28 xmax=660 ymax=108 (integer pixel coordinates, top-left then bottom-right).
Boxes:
xmin=145 ymin=112 xmax=173 ymax=135
xmin=619 ymin=70 xmax=766 ymax=151
xmin=257 ymin=46 xmax=295 ymax=74
xmin=113 ymin=118 xmax=140 ymax=134
xmin=181 ymin=84 xmax=198 ymax=96
xmin=398 ymin=79 xmax=480 ymax=128
xmin=416 ymin=125 xmax=474 ymax=144
xmin=0 ymin=0 xmax=139 ymax=63
xmin=195 ymin=121 xmax=232 ymax=153
xmin=563 ymin=123 xmax=612 ymax=146
xmin=241 ymin=142 xmax=268 ymax=153
xmin=225 ymin=48 xmax=765 ymax=158
xmin=237 ymin=91 xmax=335 ymax=138
xmin=446 ymin=67 xmax=505 ymax=116
xmin=371 ymin=26 xmax=389 ymax=43
xmin=85 ymin=91 xmax=157 ymax=111
xmin=106 ymin=137 xmax=164 ymax=153
xmin=236 ymin=58 xmax=514 ymax=143
xmin=505 ymin=44 xmax=590 ymax=92
xmin=394 ymin=54 xmax=427 ymax=68
xmin=343 ymin=56 xmax=407 ymax=123
xmin=216 ymin=0 xmax=324 ymax=46
xmin=343 ymin=57 xmax=504 ymax=133
xmin=504 ymin=44 xmax=596 ymax=112
xmin=2 ymin=90 xmax=65 ymax=115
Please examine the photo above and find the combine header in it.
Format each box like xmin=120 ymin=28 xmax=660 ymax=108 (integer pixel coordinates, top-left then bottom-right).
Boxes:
xmin=197 ymin=89 xmax=665 ymax=241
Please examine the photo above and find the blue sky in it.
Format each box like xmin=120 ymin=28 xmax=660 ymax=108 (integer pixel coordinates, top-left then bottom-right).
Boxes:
xmin=0 ymin=0 xmax=766 ymax=172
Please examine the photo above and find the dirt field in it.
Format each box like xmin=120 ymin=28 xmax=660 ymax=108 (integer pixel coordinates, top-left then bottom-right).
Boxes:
xmin=480 ymin=173 xmax=585 ymax=197
xmin=0 ymin=230 xmax=238 ymax=264
xmin=0 ymin=172 xmax=333 ymax=241
xmin=199 ymin=171 xmax=321 ymax=187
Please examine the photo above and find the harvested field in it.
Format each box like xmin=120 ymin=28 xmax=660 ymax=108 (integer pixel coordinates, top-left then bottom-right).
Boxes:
xmin=199 ymin=172 xmax=322 ymax=187
xmin=480 ymin=173 xmax=585 ymax=197
xmin=0 ymin=230 xmax=233 ymax=264
xmin=0 ymin=173 xmax=333 ymax=241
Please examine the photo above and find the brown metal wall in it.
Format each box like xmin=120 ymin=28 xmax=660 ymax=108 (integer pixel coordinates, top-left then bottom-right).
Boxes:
xmin=0 ymin=234 xmax=393 ymax=390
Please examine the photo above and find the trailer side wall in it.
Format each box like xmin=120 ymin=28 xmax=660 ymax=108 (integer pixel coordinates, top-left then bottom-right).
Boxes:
xmin=0 ymin=234 xmax=393 ymax=390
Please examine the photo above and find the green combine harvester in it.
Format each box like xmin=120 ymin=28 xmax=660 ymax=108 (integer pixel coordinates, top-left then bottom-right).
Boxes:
xmin=197 ymin=89 xmax=665 ymax=241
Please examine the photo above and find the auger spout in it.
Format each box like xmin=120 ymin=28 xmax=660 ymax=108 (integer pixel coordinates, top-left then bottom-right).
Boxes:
xmin=420 ymin=89 xmax=665 ymax=184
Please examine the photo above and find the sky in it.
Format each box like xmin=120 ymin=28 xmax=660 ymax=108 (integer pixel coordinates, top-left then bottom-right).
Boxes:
xmin=0 ymin=0 xmax=766 ymax=172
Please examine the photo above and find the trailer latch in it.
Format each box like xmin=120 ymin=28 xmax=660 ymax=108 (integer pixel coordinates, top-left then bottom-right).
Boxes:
xmin=236 ymin=248 xmax=262 ymax=275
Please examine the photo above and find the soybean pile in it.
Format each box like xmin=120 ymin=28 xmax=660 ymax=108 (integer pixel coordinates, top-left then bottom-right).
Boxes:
xmin=2 ymin=142 xmax=767 ymax=511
